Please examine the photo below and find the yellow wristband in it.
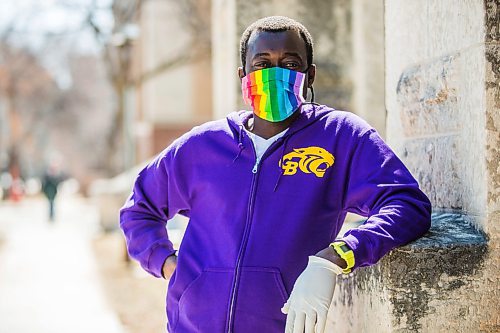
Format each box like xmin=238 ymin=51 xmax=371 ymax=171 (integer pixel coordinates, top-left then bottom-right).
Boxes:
xmin=330 ymin=241 xmax=355 ymax=274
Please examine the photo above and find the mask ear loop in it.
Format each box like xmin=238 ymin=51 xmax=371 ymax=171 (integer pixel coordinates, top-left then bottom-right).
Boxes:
xmin=303 ymin=65 xmax=315 ymax=103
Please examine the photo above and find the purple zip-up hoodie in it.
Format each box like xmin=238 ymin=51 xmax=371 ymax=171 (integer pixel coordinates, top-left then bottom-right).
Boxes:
xmin=120 ymin=104 xmax=431 ymax=333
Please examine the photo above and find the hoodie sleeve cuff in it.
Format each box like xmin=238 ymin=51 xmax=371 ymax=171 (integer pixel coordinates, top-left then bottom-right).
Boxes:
xmin=338 ymin=233 xmax=366 ymax=271
xmin=147 ymin=244 xmax=177 ymax=278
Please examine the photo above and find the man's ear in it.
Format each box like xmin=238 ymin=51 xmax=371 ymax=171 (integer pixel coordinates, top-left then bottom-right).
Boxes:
xmin=307 ymin=64 xmax=316 ymax=88
xmin=238 ymin=67 xmax=245 ymax=80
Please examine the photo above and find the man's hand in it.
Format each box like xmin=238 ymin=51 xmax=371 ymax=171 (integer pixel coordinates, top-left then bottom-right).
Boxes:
xmin=162 ymin=254 xmax=177 ymax=280
xmin=281 ymin=256 xmax=342 ymax=333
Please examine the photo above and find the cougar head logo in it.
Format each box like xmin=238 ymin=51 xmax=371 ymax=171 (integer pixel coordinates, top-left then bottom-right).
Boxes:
xmin=279 ymin=146 xmax=334 ymax=178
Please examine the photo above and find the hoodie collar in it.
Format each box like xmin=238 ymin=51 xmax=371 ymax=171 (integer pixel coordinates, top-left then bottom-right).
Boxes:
xmin=227 ymin=103 xmax=331 ymax=191
xmin=226 ymin=103 xmax=329 ymax=140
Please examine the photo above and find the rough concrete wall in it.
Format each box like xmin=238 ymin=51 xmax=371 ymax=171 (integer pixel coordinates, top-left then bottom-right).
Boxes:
xmin=382 ymin=0 xmax=500 ymax=332
xmin=352 ymin=0 xmax=386 ymax=137
xmin=328 ymin=264 xmax=393 ymax=332
xmin=139 ymin=1 xmax=213 ymax=126
xmin=332 ymin=214 xmax=490 ymax=333
xmin=485 ymin=0 xmax=500 ymax=236
xmin=385 ymin=0 xmax=485 ymax=153
xmin=140 ymin=1 xmax=193 ymax=125
xmin=394 ymin=214 xmax=490 ymax=333
xmin=386 ymin=0 xmax=488 ymax=229
xmin=212 ymin=0 xmax=238 ymax=119
xmin=395 ymin=48 xmax=487 ymax=219
xmin=483 ymin=2 xmax=500 ymax=330
xmin=235 ymin=0 xmax=354 ymax=112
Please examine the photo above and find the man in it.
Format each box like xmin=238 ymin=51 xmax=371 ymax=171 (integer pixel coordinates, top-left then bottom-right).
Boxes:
xmin=120 ymin=16 xmax=431 ymax=333
xmin=42 ymin=161 xmax=64 ymax=222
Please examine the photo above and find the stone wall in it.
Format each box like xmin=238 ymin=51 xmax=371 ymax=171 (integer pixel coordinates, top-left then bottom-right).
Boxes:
xmin=329 ymin=1 xmax=499 ymax=332
xmin=385 ymin=0 xmax=487 ymax=221
xmin=485 ymin=0 xmax=500 ymax=239
xmin=352 ymin=0 xmax=385 ymax=137
xmin=212 ymin=0 xmax=238 ymax=120
xmin=330 ymin=213 xmax=488 ymax=332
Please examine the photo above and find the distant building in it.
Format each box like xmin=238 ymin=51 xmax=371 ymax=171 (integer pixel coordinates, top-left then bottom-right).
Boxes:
xmin=122 ymin=0 xmax=213 ymax=163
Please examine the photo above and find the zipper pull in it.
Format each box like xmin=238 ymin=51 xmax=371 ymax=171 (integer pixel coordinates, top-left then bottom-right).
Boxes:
xmin=252 ymin=158 xmax=260 ymax=173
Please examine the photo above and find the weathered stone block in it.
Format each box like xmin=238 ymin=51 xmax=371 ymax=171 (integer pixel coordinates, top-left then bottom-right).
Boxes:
xmin=485 ymin=0 xmax=500 ymax=43
xmin=397 ymin=55 xmax=460 ymax=137
xmin=331 ymin=213 xmax=489 ymax=333
xmin=385 ymin=0 xmax=485 ymax=148
xmin=485 ymin=43 xmax=500 ymax=213
xmin=352 ymin=0 xmax=386 ymax=136
xmin=383 ymin=1 xmax=499 ymax=332
xmin=391 ymin=44 xmax=488 ymax=223
xmin=400 ymin=136 xmax=464 ymax=211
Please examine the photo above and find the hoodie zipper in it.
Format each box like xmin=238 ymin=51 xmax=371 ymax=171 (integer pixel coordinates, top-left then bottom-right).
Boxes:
xmin=252 ymin=157 xmax=261 ymax=173
xmin=226 ymin=134 xmax=283 ymax=333
xmin=225 ymin=106 xmax=321 ymax=331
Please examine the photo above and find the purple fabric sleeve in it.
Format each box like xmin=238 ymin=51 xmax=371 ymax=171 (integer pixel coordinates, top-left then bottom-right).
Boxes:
xmin=339 ymin=129 xmax=431 ymax=269
xmin=119 ymin=145 xmax=189 ymax=278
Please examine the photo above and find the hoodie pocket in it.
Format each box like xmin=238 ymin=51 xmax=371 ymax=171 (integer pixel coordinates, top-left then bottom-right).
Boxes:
xmin=233 ymin=267 xmax=289 ymax=332
xmin=174 ymin=268 xmax=233 ymax=332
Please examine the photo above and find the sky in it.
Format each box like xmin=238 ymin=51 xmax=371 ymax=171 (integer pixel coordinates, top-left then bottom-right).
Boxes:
xmin=0 ymin=0 xmax=114 ymax=50
xmin=0 ymin=0 xmax=114 ymax=88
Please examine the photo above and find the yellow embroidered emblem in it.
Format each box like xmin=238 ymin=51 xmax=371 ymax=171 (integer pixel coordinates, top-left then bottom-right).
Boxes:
xmin=279 ymin=146 xmax=334 ymax=178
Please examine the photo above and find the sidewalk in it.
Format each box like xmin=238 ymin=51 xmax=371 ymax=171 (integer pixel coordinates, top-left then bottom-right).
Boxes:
xmin=0 ymin=195 xmax=126 ymax=333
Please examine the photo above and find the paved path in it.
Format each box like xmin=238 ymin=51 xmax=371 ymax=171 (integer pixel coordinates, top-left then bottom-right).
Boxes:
xmin=0 ymin=195 xmax=126 ymax=333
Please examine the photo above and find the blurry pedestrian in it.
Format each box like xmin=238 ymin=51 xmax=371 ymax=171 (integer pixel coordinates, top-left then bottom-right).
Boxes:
xmin=120 ymin=16 xmax=432 ymax=333
xmin=41 ymin=162 xmax=64 ymax=222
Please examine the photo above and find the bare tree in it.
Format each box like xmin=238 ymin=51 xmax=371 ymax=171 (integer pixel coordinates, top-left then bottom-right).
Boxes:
xmin=0 ymin=4 xmax=116 ymax=188
xmin=79 ymin=0 xmax=139 ymax=172
xmin=0 ymin=38 xmax=59 ymax=180
xmin=84 ymin=0 xmax=212 ymax=172
xmin=0 ymin=0 xmax=213 ymax=182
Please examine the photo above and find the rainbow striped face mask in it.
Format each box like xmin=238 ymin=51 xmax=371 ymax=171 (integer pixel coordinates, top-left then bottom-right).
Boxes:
xmin=241 ymin=67 xmax=306 ymax=122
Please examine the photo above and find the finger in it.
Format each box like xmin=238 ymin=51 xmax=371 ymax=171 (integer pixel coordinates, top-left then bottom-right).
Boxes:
xmin=293 ymin=312 xmax=306 ymax=333
xmin=315 ymin=311 xmax=327 ymax=333
xmin=285 ymin=309 xmax=296 ymax=333
xmin=281 ymin=300 xmax=290 ymax=314
xmin=304 ymin=311 xmax=316 ymax=333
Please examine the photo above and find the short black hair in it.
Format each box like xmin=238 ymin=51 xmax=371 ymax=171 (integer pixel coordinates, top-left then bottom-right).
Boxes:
xmin=240 ymin=16 xmax=314 ymax=70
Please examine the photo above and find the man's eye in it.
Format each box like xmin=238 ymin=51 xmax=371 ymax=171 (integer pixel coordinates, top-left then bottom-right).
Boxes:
xmin=284 ymin=63 xmax=299 ymax=69
xmin=254 ymin=62 xmax=269 ymax=68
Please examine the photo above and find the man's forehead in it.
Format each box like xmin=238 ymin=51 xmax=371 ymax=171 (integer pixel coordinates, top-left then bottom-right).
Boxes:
xmin=247 ymin=30 xmax=307 ymax=57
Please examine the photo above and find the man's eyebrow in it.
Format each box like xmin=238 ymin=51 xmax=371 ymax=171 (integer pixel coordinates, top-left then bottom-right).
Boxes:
xmin=252 ymin=52 xmax=271 ymax=59
xmin=283 ymin=52 xmax=303 ymax=59
xmin=251 ymin=51 xmax=304 ymax=59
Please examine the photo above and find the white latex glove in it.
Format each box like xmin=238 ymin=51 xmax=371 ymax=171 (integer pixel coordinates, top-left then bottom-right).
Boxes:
xmin=281 ymin=255 xmax=342 ymax=333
